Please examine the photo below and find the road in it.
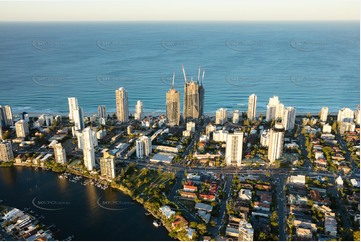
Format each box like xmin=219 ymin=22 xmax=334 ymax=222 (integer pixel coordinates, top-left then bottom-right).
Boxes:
xmin=274 ymin=174 xmax=287 ymax=241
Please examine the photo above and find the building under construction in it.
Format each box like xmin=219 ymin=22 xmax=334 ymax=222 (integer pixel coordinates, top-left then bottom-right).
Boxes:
xmin=166 ymin=73 xmax=181 ymax=126
xmin=182 ymin=65 xmax=205 ymax=122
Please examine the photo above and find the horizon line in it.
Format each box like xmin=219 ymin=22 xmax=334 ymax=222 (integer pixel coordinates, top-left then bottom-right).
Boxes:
xmin=0 ymin=19 xmax=359 ymax=23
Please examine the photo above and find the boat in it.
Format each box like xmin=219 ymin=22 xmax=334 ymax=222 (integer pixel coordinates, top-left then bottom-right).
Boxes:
xmin=153 ymin=220 xmax=161 ymax=227
xmin=145 ymin=212 xmax=151 ymax=216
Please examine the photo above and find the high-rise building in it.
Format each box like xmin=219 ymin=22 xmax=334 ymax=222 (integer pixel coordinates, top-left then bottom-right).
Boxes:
xmin=68 ymin=97 xmax=78 ymax=122
xmin=135 ymin=136 xmax=152 ymax=158
xmin=282 ymin=107 xmax=296 ymax=131
xmin=0 ymin=106 xmax=6 ymax=127
xmin=0 ymin=105 xmax=13 ymax=127
xmin=166 ymin=75 xmax=181 ymax=126
xmin=54 ymin=143 xmax=67 ymax=164
xmin=100 ymin=151 xmax=116 ymax=179
xmin=15 ymin=120 xmax=29 ymax=138
xmin=98 ymin=105 xmax=107 ymax=120
xmin=82 ymin=127 xmax=96 ymax=171
xmin=238 ymin=221 xmax=254 ymax=241
xmin=260 ymin=129 xmax=270 ymax=147
xmin=354 ymin=105 xmax=360 ymax=125
xmin=225 ymin=131 xmax=243 ymax=166
xmin=182 ymin=66 xmax=205 ymax=122
xmin=247 ymin=94 xmax=257 ymax=120
xmin=232 ymin=110 xmax=240 ymax=124
xmin=134 ymin=100 xmax=143 ymax=121
xmin=73 ymin=107 xmax=84 ymax=131
xmin=268 ymin=123 xmax=285 ymax=162
xmin=216 ymin=108 xmax=227 ymax=125
xmin=3 ymin=106 xmax=13 ymax=126
xmin=319 ymin=107 xmax=328 ymax=122
xmin=115 ymin=87 xmax=129 ymax=123
xmin=0 ymin=140 xmax=13 ymax=162
xmin=266 ymin=96 xmax=284 ymax=122
xmin=337 ymin=107 xmax=354 ymax=123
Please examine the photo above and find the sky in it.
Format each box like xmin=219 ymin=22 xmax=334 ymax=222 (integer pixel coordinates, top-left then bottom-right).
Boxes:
xmin=0 ymin=0 xmax=359 ymax=22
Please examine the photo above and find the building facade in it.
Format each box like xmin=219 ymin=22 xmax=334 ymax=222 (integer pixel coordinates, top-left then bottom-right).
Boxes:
xmin=82 ymin=127 xmax=96 ymax=171
xmin=216 ymin=108 xmax=227 ymax=125
xmin=166 ymin=87 xmax=181 ymax=126
xmin=266 ymin=96 xmax=284 ymax=122
xmin=116 ymin=87 xmax=129 ymax=123
xmin=15 ymin=120 xmax=29 ymax=138
xmin=136 ymin=136 xmax=152 ymax=158
xmin=247 ymin=94 xmax=257 ymax=120
xmin=0 ymin=140 xmax=13 ymax=162
xmin=283 ymin=107 xmax=296 ymax=131
xmin=54 ymin=143 xmax=67 ymax=164
xmin=134 ymin=100 xmax=143 ymax=121
xmin=319 ymin=107 xmax=328 ymax=122
xmin=225 ymin=131 xmax=243 ymax=166
xmin=100 ymin=151 xmax=116 ymax=179
xmin=268 ymin=123 xmax=285 ymax=162
xmin=68 ymin=97 xmax=78 ymax=122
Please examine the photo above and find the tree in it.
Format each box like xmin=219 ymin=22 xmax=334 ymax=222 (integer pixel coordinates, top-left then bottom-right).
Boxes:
xmin=258 ymin=231 xmax=267 ymax=241
xmin=197 ymin=223 xmax=207 ymax=235
xmin=354 ymin=230 xmax=360 ymax=241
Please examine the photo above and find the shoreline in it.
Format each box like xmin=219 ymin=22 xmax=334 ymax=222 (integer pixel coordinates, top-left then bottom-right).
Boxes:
xmin=12 ymin=111 xmax=340 ymax=119
xmin=2 ymin=164 xmax=178 ymax=240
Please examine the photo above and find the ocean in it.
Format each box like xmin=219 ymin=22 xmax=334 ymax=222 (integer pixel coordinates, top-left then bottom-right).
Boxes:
xmin=0 ymin=21 xmax=359 ymax=116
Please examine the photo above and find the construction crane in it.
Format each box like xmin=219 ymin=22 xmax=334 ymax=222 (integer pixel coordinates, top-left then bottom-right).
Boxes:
xmin=182 ymin=64 xmax=187 ymax=83
xmin=171 ymin=72 xmax=175 ymax=89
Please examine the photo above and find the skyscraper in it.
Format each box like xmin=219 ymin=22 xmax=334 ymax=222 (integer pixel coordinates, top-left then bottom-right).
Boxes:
xmin=54 ymin=143 xmax=67 ymax=164
xmin=136 ymin=136 xmax=152 ymax=159
xmin=337 ymin=107 xmax=354 ymax=123
xmin=268 ymin=123 xmax=285 ymax=162
xmin=216 ymin=108 xmax=227 ymax=125
xmin=4 ymin=106 xmax=13 ymax=126
xmin=100 ymin=151 xmax=116 ymax=179
xmin=0 ymin=140 xmax=13 ymax=162
xmin=166 ymin=73 xmax=180 ymax=126
xmin=282 ymin=107 xmax=296 ymax=131
xmin=15 ymin=120 xmax=29 ymax=138
xmin=98 ymin=105 xmax=107 ymax=120
xmin=182 ymin=65 xmax=205 ymax=122
xmin=225 ymin=131 xmax=243 ymax=166
xmin=0 ymin=106 xmax=6 ymax=128
xmin=116 ymin=87 xmax=129 ymax=123
xmin=68 ymin=97 xmax=78 ymax=122
xmin=266 ymin=96 xmax=284 ymax=122
xmin=82 ymin=127 xmax=96 ymax=171
xmin=232 ymin=110 xmax=240 ymax=124
xmin=134 ymin=100 xmax=143 ymax=121
xmin=319 ymin=107 xmax=328 ymax=122
xmin=73 ymin=106 xmax=84 ymax=131
xmin=247 ymin=94 xmax=257 ymax=120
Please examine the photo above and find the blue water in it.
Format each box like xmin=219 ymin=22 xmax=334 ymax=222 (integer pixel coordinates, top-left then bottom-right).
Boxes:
xmin=0 ymin=21 xmax=359 ymax=116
